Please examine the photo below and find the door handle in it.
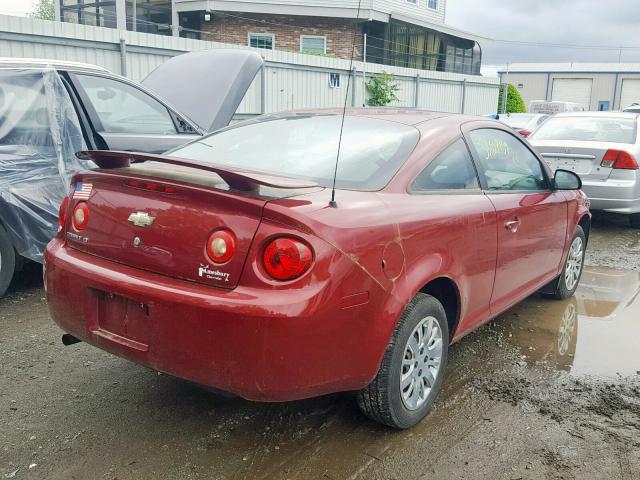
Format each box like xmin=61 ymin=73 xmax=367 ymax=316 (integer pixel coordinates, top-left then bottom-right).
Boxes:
xmin=505 ymin=217 xmax=521 ymax=233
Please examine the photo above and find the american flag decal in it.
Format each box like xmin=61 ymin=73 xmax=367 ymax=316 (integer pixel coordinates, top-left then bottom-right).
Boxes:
xmin=73 ymin=182 xmax=93 ymax=200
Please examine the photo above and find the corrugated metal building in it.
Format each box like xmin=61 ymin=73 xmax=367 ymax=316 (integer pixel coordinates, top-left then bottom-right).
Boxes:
xmin=497 ymin=63 xmax=640 ymax=112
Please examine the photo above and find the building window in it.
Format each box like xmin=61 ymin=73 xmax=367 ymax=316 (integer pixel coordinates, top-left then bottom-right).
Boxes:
xmin=60 ymin=0 xmax=117 ymax=28
xmin=249 ymin=33 xmax=274 ymax=50
xmin=406 ymin=0 xmax=418 ymax=4
xmin=427 ymin=0 xmax=439 ymax=9
xmin=300 ymin=36 xmax=327 ymax=55
xmin=125 ymin=0 xmax=173 ymax=35
xmin=329 ymin=73 xmax=341 ymax=89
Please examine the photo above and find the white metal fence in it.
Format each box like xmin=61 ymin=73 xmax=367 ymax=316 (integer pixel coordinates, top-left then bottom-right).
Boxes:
xmin=0 ymin=15 xmax=500 ymax=117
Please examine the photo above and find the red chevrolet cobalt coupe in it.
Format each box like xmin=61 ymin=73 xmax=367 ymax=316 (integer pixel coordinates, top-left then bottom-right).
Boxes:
xmin=45 ymin=110 xmax=590 ymax=428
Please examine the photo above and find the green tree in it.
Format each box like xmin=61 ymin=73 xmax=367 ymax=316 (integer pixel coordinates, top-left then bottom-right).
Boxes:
xmin=498 ymin=83 xmax=527 ymax=113
xmin=366 ymin=71 xmax=400 ymax=107
xmin=29 ymin=0 xmax=55 ymax=21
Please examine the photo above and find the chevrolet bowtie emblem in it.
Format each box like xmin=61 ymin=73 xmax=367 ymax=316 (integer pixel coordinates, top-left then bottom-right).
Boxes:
xmin=128 ymin=212 xmax=156 ymax=227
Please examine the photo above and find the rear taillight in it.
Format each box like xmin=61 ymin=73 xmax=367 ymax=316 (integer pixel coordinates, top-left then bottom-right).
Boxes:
xmin=519 ymin=129 xmax=533 ymax=138
xmin=72 ymin=202 xmax=90 ymax=230
xmin=206 ymin=230 xmax=236 ymax=264
xmin=263 ymin=237 xmax=313 ymax=281
xmin=601 ymin=149 xmax=639 ymax=170
xmin=58 ymin=197 xmax=70 ymax=229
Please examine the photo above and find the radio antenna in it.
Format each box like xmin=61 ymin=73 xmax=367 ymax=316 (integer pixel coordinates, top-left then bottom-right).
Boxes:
xmin=329 ymin=0 xmax=364 ymax=208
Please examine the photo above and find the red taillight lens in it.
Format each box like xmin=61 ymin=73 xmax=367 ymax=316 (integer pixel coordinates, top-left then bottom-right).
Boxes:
xmin=206 ymin=230 xmax=236 ymax=264
xmin=601 ymin=149 xmax=639 ymax=169
xmin=58 ymin=197 xmax=70 ymax=229
xmin=72 ymin=202 xmax=89 ymax=230
xmin=126 ymin=179 xmax=178 ymax=193
xmin=519 ymin=129 xmax=533 ymax=138
xmin=263 ymin=237 xmax=313 ymax=281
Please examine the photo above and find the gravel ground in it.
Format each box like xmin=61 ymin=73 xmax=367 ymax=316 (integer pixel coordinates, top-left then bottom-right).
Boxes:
xmin=1 ymin=212 xmax=639 ymax=480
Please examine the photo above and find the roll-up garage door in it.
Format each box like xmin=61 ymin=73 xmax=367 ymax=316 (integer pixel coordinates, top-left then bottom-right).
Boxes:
xmin=551 ymin=78 xmax=593 ymax=108
xmin=620 ymin=79 xmax=640 ymax=109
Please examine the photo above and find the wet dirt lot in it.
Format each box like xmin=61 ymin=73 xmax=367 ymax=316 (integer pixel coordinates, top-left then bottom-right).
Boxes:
xmin=1 ymin=213 xmax=639 ymax=480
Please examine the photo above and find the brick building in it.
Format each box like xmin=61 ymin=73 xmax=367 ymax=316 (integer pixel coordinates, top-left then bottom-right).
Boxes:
xmin=176 ymin=0 xmax=487 ymax=74
xmin=54 ymin=0 xmax=488 ymax=75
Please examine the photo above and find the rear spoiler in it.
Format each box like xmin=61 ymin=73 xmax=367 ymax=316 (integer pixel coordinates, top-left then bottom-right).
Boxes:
xmin=76 ymin=150 xmax=318 ymax=191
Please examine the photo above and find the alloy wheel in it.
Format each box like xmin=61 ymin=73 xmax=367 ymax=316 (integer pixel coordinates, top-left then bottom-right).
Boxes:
xmin=400 ymin=316 xmax=444 ymax=411
xmin=564 ymin=236 xmax=584 ymax=291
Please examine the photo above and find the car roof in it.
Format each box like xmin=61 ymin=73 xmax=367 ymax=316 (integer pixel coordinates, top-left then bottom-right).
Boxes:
xmin=0 ymin=57 xmax=110 ymax=74
xmin=553 ymin=111 xmax=640 ymax=119
xmin=278 ymin=108 xmax=489 ymax=127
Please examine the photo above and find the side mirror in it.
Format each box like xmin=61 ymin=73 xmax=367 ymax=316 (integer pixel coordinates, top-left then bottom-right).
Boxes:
xmin=553 ymin=169 xmax=582 ymax=190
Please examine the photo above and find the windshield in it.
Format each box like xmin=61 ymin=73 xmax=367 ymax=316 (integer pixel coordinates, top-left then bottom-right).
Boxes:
xmin=531 ymin=116 xmax=637 ymax=143
xmin=166 ymin=114 xmax=420 ymax=191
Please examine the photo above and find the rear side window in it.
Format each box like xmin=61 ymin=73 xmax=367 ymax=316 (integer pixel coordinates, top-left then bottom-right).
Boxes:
xmin=532 ymin=116 xmax=637 ymax=143
xmin=411 ymin=139 xmax=479 ymax=192
xmin=468 ymin=129 xmax=549 ymax=191
xmin=75 ymin=74 xmax=177 ymax=135
xmin=168 ymin=115 xmax=420 ymax=191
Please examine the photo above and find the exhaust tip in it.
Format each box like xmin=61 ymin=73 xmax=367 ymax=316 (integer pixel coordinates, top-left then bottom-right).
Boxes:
xmin=62 ymin=334 xmax=81 ymax=346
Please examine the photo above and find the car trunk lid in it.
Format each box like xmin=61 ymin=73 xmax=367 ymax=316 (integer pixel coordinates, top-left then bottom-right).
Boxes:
xmin=533 ymin=140 xmax=635 ymax=181
xmin=64 ymin=151 xmax=320 ymax=289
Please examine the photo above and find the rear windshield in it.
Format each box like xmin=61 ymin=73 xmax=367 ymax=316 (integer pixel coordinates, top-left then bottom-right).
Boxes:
xmin=501 ymin=114 xmax=535 ymax=129
xmin=531 ymin=116 xmax=637 ymax=144
xmin=166 ymin=114 xmax=420 ymax=191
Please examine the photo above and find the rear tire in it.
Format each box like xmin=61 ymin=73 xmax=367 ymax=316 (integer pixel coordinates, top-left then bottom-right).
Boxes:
xmin=631 ymin=213 xmax=640 ymax=229
xmin=0 ymin=223 xmax=16 ymax=298
xmin=357 ymin=293 xmax=449 ymax=429
xmin=545 ymin=226 xmax=586 ymax=300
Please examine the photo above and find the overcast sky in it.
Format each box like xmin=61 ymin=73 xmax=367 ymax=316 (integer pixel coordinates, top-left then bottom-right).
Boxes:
xmin=4 ymin=0 xmax=640 ymax=69
xmin=447 ymin=0 xmax=640 ymax=66
xmin=0 ymin=0 xmax=34 ymax=17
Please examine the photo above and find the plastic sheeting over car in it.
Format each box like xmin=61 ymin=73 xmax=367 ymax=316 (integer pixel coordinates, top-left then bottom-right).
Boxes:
xmin=0 ymin=68 xmax=90 ymax=263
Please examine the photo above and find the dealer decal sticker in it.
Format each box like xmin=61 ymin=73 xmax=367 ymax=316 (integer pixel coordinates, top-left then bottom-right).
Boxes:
xmin=198 ymin=265 xmax=230 ymax=283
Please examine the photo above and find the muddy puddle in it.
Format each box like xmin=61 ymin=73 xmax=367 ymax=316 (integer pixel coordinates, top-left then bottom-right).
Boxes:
xmin=497 ymin=266 xmax=640 ymax=377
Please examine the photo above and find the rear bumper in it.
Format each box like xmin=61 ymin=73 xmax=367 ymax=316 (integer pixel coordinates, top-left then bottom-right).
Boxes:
xmin=44 ymin=239 xmax=398 ymax=401
xmin=582 ymin=178 xmax=640 ymax=214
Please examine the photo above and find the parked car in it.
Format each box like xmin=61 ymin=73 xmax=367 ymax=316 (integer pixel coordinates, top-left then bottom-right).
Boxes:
xmin=45 ymin=109 xmax=590 ymax=428
xmin=529 ymin=100 xmax=586 ymax=115
xmin=623 ymin=103 xmax=640 ymax=113
xmin=0 ymin=51 xmax=262 ymax=296
xmin=529 ymin=112 xmax=640 ymax=228
xmin=499 ymin=113 xmax=549 ymax=138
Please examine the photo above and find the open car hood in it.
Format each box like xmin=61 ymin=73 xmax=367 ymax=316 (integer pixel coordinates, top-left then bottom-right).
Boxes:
xmin=141 ymin=49 xmax=263 ymax=133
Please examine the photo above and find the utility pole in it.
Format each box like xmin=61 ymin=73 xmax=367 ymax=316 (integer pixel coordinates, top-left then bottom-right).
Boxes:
xmin=362 ymin=33 xmax=367 ymax=107
xmin=501 ymin=62 xmax=510 ymax=114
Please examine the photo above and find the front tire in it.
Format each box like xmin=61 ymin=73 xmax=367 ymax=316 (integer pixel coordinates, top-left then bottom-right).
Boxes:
xmin=357 ymin=293 xmax=449 ymax=429
xmin=0 ymin=223 xmax=16 ymax=297
xmin=546 ymin=226 xmax=586 ymax=300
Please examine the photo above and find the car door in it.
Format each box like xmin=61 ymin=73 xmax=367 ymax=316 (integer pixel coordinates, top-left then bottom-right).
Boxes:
xmin=398 ymin=137 xmax=498 ymax=337
xmin=68 ymin=72 xmax=201 ymax=154
xmin=464 ymin=126 xmax=568 ymax=316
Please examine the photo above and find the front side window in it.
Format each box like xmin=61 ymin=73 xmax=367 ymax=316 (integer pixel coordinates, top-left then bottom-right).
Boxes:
xmin=411 ymin=139 xmax=479 ymax=191
xmin=167 ymin=115 xmax=420 ymax=191
xmin=249 ymin=33 xmax=274 ymax=50
xmin=300 ymin=36 xmax=327 ymax=55
xmin=75 ymin=74 xmax=177 ymax=135
xmin=468 ymin=129 xmax=548 ymax=191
